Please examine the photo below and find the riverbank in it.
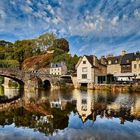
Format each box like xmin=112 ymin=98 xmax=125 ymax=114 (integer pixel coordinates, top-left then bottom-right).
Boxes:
xmin=93 ymin=84 xmax=140 ymax=92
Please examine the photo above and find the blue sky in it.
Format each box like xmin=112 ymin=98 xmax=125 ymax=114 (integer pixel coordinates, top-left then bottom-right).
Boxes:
xmin=0 ymin=0 xmax=140 ymax=57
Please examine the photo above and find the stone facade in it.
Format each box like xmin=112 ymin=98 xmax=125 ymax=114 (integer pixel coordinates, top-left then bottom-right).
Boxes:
xmin=132 ymin=59 xmax=140 ymax=79
xmin=107 ymin=64 xmax=121 ymax=74
xmin=50 ymin=62 xmax=67 ymax=76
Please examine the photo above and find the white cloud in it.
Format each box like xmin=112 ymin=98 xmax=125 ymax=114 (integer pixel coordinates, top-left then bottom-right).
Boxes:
xmin=26 ymin=0 xmax=32 ymax=5
xmin=0 ymin=0 xmax=139 ymax=55
xmin=52 ymin=16 xmax=61 ymax=24
xmin=111 ymin=16 xmax=119 ymax=26
xmin=0 ymin=9 xmax=6 ymax=19
xmin=46 ymin=5 xmax=55 ymax=15
xmin=134 ymin=9 xmax=140 ymax=18
xmin=21 ymin=5 xmax=33 ymax=13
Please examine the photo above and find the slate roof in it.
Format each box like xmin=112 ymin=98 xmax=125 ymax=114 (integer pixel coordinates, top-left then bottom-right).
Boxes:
xmin=85 ymin=55 xmax=94 ymax=67
xmin=133 ymin=52 xmax=140 ymax=60
xmin=106 ymin=52 xmax=140 ymax=65
xmin=76 ymin=51 xmax=140 ymax=68
xmin=51 ymin=62 xmax=65 ymax=68
xmin=85 ymin=55 xmax=106 ymax=68
xmin=107 ymin=55 xmax=122 ymax=65
xmin=120 ymin=53 xmax=134 ymax=65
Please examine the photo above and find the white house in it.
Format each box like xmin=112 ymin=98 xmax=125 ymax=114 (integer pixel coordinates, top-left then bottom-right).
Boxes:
xmin=75 ymin=55 xmax=107 ymax=88
xmin=50 ymin=62 xmax=67 ymax=75
xmin=75 ymin=90 xmax=94 ymax=122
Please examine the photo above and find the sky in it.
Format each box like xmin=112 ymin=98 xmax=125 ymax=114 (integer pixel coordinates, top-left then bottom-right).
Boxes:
xmin=0 ymin=0 xmax=140 ymax=57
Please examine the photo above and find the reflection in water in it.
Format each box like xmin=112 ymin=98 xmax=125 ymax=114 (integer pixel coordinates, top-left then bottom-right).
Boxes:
xmin=0 ymin=86 xmax=140 ymax=140
xmin=0 ymin=85 xmax=20 ymax=102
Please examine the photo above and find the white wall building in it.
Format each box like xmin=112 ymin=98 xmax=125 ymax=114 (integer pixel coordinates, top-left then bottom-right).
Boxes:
xmin=50 ymin=62 xmax=67 ymax=76
xmin=75 ymin=55 xmax=107 ymax=86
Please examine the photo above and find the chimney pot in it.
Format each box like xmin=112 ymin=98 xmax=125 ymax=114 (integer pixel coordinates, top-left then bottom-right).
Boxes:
xmin=121 ymin=50 xmax=126 ymax=56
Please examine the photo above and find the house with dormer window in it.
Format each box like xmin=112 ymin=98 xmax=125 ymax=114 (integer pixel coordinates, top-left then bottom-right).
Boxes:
xmin=50 ymin=62 xmax=67 ymax=75
xmin=132 ymin=52 xmax=140 ymax=81
xmin=75 ymin=55 xmax=107 ymax=88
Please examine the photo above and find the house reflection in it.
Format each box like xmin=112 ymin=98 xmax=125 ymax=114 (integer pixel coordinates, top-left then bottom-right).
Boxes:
xmin=0 ymin=87 xmax=140 ymax=136
xmin=3 ymin=85 xmax=19 ymax=99
xmin=72 ymin=89 xmax=140 ymax=124
xmin=24 ymin=88 xmax=39 ymax=102
xmin=131 ymin=94 xmax=140 ymax=118
xmin=72 ymin=89 xmax=94 ymax=122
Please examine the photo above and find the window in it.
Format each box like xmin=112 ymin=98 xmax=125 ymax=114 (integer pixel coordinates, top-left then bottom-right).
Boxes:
xmin=126 ymin=59 xmax=129 ymax=63
xmin=81 ymin=105 xmax=87 ymax=111
xmin=81 ymin=99 xmax=87 ymax=104
xmin=108 ymin=60 xmax=111 ymax=64
xmin=82 ymin=67 xmax=87 ymax=72
xmin=134 ymin=64 xmax=137 ymax=69
xmin=83 ymin=61 xmax=86 ymax=64
xmin=123 ymin=65 xmax=126 ymax=68
xmin=115 ymin=60 xmax=118 ymax=63
xmin=82 ymin=74 xmax=87 ymax=79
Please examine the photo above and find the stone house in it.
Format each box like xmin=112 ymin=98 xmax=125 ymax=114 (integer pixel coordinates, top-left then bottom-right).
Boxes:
xmin=107 ymin=55 xmax=122 ymax=75
xmin=106 ymin=51 xmax=140 ymax=83
xmin=76 ymin=51 xmax=140 ymax=86
xmin=75 ymin=90 xmax=94 ymax=122
xmin=75 ymin=55 xmax=107 ymax=88
xmin=132 ymin=52 xmax=140 ymax=80
xmin=50 ymin=62 xmax=67 ymax=76
xmin=120 ymin=52 xmax=134 ymax=73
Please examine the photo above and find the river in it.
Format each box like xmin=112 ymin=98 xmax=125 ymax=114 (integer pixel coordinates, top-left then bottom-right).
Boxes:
xmin=0 ymin=84 xmax=140 ymax=140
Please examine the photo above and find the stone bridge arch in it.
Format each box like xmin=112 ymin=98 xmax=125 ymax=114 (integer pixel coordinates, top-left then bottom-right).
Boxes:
xmin=42 ymin=79 xmax=51 ymax=89
xmin=0 ymin=68 xmax=24 ymax=86
xmin=0 ymin=68 xmax=61 ymax=89
xmin=40 ymin=76 xmax=60 ymax=89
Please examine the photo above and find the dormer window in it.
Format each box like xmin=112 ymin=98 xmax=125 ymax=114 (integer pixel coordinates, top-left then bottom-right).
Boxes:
xmin=108 ymin=60 xmax=112 ymax=64
xmin=83 ymin=61 xmax=86 ymax=64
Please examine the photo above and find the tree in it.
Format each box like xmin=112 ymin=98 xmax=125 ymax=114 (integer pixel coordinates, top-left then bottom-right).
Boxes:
xmin=53 ymin=38 xmax=69 ymax=52
xmin=13 ymin=40 xmax=36 ymax=63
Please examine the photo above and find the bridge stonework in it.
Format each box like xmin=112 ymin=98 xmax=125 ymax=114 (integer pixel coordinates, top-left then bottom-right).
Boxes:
xmin=0 ymin=68 xmax=60 ymax=89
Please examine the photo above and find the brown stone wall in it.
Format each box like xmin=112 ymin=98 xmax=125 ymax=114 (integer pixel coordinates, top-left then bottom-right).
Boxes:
xmin=107 ymin=64 xmax=121 ymax=74
xmin=121 ymin=64 xmax=132 ymax=73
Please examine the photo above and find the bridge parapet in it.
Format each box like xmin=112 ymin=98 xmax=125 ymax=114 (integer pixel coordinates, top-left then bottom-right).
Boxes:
xmin=0 ymin=68 xmax=25 ymax=81
xmin=0 ymin=68 xmax=62 ymax=88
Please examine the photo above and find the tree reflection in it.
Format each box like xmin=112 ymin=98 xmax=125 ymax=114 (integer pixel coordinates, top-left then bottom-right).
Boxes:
xmin=0 ymin=88 xmax=140 ymax=136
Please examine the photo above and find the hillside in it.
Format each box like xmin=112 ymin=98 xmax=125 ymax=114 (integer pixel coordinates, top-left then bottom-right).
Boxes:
xmin=22 ymin=53 xmax=54 ymax=70
xmin=0 ymin=32 xmax=78 ymax=71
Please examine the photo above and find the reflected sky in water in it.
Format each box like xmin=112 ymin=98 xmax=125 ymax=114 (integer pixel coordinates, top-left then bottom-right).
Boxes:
xmin=0 ymin=85 xmax=140 ymax=140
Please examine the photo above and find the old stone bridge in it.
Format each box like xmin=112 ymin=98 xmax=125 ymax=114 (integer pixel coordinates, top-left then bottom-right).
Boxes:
xmin=0 ymin=68 xmax=61 ymax=89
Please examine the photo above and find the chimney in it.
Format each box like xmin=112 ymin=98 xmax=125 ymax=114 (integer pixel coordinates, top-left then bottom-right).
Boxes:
xmin=121 ymin=50 xmax=126 ymax=56
xmin=93 ymin=55 xmax=98 ymax=66
xmin=100 ymin=56 xmax=106 ymax=65
xmin=106 ymin=54 xmax=113 ymax=59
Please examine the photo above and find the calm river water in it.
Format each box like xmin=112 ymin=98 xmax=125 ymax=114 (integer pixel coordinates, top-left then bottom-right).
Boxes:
xmin=0 ymin=84 xmax=140 ymax=140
